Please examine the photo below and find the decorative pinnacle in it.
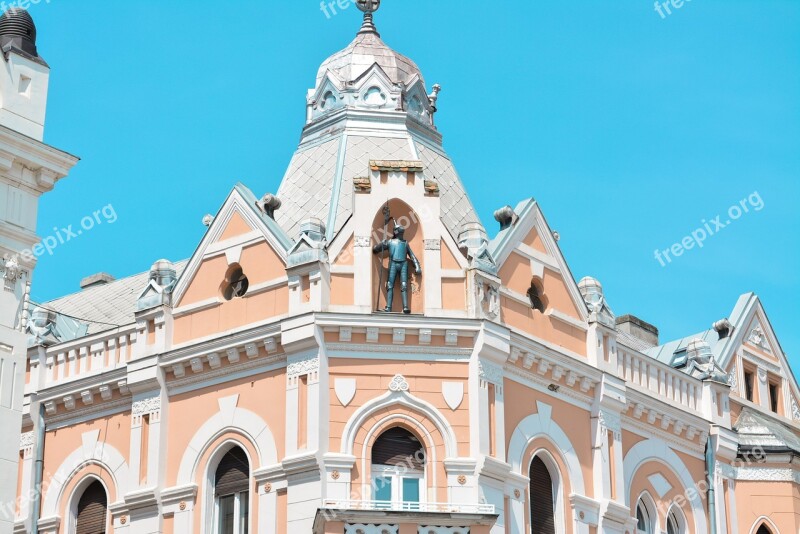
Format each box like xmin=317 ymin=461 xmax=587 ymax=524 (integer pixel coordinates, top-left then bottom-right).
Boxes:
xmin=356 ymin=0 xmax=381 ymax=36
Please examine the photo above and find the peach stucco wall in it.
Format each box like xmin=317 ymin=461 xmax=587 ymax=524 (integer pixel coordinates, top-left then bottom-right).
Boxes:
xmin=166 ymin=369 xmax=287 ymax=487
xmin=503 ymin=378 xmax=594 ymax=498
xmin=735 ymin=480 xmax=800 ymax=534
xmin=173 ymin=239 xmax=289 ymax=344
xmin=39 ymin=411 xmax=131 ymax=522
xmin=216 ymin=211 xmax=253 ymax=243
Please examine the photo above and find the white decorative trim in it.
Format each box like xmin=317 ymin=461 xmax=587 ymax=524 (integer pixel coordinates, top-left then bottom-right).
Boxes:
xmin=388 ymin=374 xmax=409 ymax=392
xmin=507 ymin=401 xmax=586 ymax=495
xmin=424 ymin=239 xmax=441 ymax=251
xmin=623 ymin=438 xmax=708 ymax=534
xmin=748 ymin=325 xmax=771 ymax=352
xmin=418 ymin=527 xmax=468 ymax=534
xmin=132 ymin=396 xmax=161 ymax=417
xmin=728 ymin=368 xmax=738 ymax=394
xmin=340 ymin=388 xmax=458 ymax=458
xmin=335 ymin=378 xmax=357 ymax=407
xmin=442 ymin=382 xmax=464 ymax=411
xmin=354 ymin=236 xmax=372 ymax=248
xmin=647 ymin=473 xmax=672 ymax=498
xmin=598 ymin=409 xmax=622 ymax=435
xmin=736 ymin=467 xmax=798 ymax=483
xmin=792 ymin=397 xmax=800 ymax=421
xmin=478 ymin=360 xmax=503 ymax=387
xmin=42 ymin=437 xmax=130 ymax=518
xmin=287 ymin=354 xmax=319 ymax=378
xmin=176 ymin=394 xmax=278 ymax=486
xmin=757 ymin=368 xmax=767 ymax=384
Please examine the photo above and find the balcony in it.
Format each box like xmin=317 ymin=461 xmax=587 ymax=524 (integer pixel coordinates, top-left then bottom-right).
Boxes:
xmin=322 ymin=500 xmax=495 ymax=514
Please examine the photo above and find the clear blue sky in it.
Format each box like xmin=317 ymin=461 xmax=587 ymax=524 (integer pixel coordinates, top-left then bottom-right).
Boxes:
xmin=26 ymin=1 xmax=799 ymax=368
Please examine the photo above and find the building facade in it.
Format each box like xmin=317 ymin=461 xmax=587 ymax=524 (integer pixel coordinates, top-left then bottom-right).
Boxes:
xmin=0 ymin=8 xmax=78 ymax=534
xmin=12 ymin=5 xmax=800 ymax=534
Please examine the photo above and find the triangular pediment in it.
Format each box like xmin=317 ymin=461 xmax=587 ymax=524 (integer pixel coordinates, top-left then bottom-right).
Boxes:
xmin=172 ymin=183 xmax=291 ymax=309
xmin=490 ymin=198 xmax=588 ymax=322
xmin=721 ymin=293 xmax=800 ymax=422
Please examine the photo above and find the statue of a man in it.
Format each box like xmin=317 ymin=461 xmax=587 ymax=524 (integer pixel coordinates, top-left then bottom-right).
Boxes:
xmin=373 ymin=225 xmax=421 ymax=314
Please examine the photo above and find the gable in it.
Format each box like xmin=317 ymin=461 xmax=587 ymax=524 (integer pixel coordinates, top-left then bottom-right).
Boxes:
xmin=721 ymin=294 xmax=800 ymax=422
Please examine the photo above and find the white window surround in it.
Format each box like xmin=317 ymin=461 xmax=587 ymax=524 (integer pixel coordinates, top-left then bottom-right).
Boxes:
xmin=666 ymin=503 xmax=687 ymax=534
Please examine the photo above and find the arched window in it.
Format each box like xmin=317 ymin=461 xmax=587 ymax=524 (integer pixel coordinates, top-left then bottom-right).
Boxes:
xmin=756 ymin=525 xmax=773 ymax=534
xmin=371 ymin=427 xmax=425 ymax=510
xmin=666 ymin=506 xmax=685 ymax=534
xmin=529 ymin=455 xmax=555 ymax=534
xmin=214 ymin=447 xmax=250 ymax=534
xmin=75 ymin=480 xmax=107 ymax=534
xmin=636 ymin=497 xmax=655 ymax=534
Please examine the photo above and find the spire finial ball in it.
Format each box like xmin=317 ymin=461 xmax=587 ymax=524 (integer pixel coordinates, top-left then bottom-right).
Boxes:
xmin=356 ymin=0 xmax=381 ymax=14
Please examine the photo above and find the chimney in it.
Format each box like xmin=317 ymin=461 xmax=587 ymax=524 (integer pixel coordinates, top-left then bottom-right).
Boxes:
xmin=616 ymin=314 xmax=659 ymax=347
xmin=80 ymin=272 xmax=115 ymax=290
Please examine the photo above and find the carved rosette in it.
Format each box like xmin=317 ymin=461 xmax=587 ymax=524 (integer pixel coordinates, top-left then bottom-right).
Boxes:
xmin=388 ymin=374 xmax=409 ymax=392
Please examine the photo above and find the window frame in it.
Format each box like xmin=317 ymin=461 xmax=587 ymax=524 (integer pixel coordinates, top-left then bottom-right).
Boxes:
xmin=371 ymin=463 xmax=425 ymax=509
xmin=214 ymin=489 xmax=249 ymax=534
xmin=635 ymin=494 xmax=657 ymax=534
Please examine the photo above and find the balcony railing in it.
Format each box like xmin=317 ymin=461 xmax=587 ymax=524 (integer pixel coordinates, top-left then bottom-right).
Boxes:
xmin=322 ymin=500 xmax=495 ymax=515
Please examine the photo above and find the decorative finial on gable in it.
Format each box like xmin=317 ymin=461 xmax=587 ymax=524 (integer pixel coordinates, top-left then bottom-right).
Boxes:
xmin=356 ymin=0 xmax=381 ymax=36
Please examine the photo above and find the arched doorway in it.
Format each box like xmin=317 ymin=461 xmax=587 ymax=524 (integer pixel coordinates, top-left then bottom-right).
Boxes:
xmin=75 ymin=480 xmax=107 ymax=534
xmin=213 ymin=446 xmax=250 ymax=534
xmin=529 ymin=455 xmax=556 ymax=534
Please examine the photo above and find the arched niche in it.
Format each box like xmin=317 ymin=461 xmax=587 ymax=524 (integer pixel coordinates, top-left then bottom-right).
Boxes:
xmin=371 ymin=199 xmax=425 ymax=315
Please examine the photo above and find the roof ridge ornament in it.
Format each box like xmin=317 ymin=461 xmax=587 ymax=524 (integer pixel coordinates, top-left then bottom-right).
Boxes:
xmin=356 ymin=0 xmax=381 ymax=36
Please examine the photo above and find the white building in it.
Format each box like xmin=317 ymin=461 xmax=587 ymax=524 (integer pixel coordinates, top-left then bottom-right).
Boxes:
xmin=0 ymin=8 xmax=77 ymax=534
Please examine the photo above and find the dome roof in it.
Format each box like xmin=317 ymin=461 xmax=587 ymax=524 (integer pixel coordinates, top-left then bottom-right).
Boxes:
xmin=315 ymin=19 xmax=423 ymax=88
xmin=0 ymin=7 xmax=39 ymax=58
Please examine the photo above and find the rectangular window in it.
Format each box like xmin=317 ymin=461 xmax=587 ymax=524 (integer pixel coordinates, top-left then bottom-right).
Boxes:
xmin=215 ymin=491 xmax=248 ymax=534
xmin=375 ymin=477 xmax=392 ymax=503
xmin=402 ymin=476 xmax=421 ymax=504
xmin=744 ymin=370 xmax=755 ymax=402
xmin=371 ymin=468 xmax=423 ymax=510
xmin=769 ymin=381 xmax=780 ymax=414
